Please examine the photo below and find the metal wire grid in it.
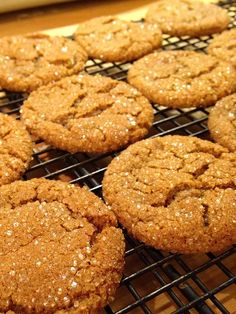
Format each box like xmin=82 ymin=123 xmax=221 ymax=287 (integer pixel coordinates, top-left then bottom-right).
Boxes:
xmin=0 ymin=0 xmax=236 ymax=313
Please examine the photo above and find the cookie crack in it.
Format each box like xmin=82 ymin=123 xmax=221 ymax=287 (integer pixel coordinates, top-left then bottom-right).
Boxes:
xmin=74 ymin=102 xmax=114 ymax=119
xmin=135 ymin=56 xmax=222 ymax=84
xmin=164 ymin=180 xmax=236 ymax=204
xmin=129 ymin=149 xmax=220 ymax=176
xmin=59 ymin=222 xmax=83 ymax=233
xmin=0 ymin=132 xmax=31 ymax=163
xmin=227 ymin=116 xmax=236 ymax=132
xmin=173 ymin=59 xmax=219 ymax=81
xmin=128 ymin=184 xmax=149 ymax=196
xmin=214 ymin=42 xmax=236 ymax=50
xmin=164 ymin=182 xmax=193 ymax=207
xmin=190 ymin=163 xmax=210 ymax=178
xmin=8 ymin=198 xmax=39 ymax=210
xmin=34 ymin=186 xmax=107 ymax=232
xmin=193 ymin=143 xmax=223 ymax=158
xmin=59 ymin=221 xmax=98 ymax=238
xmin=48 ymin=58 xmax=77 ymax=69
xmin=0 ymin=151 xmax=25 ymax=166
xmin=0 ymin=234 xmax=42 ymax=257
xmin=202 ymin=203 xmax=209 ymax=227
xmin=0 ymin=128 xmax=12 ymax=140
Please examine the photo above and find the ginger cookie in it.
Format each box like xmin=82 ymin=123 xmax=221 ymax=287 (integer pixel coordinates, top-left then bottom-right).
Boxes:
xmin=0 ymin=178 xmax=125 ymax=314
xmin=127 ymin=50 xmax=236 ymax=108
xmin=208 ymin=28 xmax=236 ymax=67
xmin=0 ymin=113 xmax=32 ymax=186
xmin=145 ymin=0 xmax=230 ymax=37
xmin=103 ymin=135 xmax=236 ymax=253
xmin=208 ymin=93 xmax=236 ymax=152
xmin=0 ymin=34 xmax=87 ymax=92
xmin=21 ymin=74 xmax=153 ymax=154
xmin=74 ymin=16 xmax=162 ymax=62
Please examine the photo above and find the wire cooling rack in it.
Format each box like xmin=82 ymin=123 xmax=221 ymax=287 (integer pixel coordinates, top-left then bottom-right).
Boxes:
xmin=0 ymin=0 xmax=236 ymax=313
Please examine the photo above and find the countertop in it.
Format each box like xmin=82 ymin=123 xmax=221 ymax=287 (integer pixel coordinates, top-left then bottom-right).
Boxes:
xmin=0 ymin=0 xmax=155 ymax=36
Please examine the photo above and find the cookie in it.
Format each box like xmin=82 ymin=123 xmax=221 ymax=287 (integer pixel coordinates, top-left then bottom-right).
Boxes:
xmin=74 ymin=16 xmax=162 ymax=62
xmin=103 ymin=135 xmax=236 ymax=253
xmin=0 ymin=113 xmax=32 ymax=186
xmin=208 ymin=28 xmax=236 ymax=67
xmin=145 ymin=0 xmax=230 ymax=37
xmin=0 ymin=178 xmax=125 ymax=313
xmin=0 ymin=34 xmax=87 ymax=92
xmin=127 ymin=50 xmax=236 ymax=108
xmin=208 ymin=93 xmax=236 ymax=152
xmin=21 ymin=73 xmax=154 ymax=154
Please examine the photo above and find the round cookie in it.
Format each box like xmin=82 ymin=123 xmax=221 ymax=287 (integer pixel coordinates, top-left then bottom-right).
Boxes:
xmin=74 ymin=16 xmax=162 ymax=62
xmin=0 ymin=113 xmax=32 ymax=186
xmin=208 ymin=93 xmax=236 ymax=152
xmin=21 ymin=73 xmax=154 ymax=154
xmin=0 ymin=34 xmax=87 ymax=92
xmin=145 ymin=0 xmax=230 ymax=37
xmin=103 ymin=135 xmax=236 ymax=253
xmin=127 ymin=50 xmax=236 ymax=108
xmin=0 ymin=178 xmax=125 ymax=314
xmin=208 ymin=28 xmax=236 ymax=67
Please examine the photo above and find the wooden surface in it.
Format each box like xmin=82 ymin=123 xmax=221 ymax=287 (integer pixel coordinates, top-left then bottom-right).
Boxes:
xmin=0 ymin=0 xmax=235 ymax=313
xmin=0 ymin=0 xmax=155 ymax=36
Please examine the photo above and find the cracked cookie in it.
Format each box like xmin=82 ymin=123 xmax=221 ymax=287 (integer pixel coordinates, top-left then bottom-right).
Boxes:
xmin=21 ymin=73 xmax=154 ymax=153
xmin=208 ymin=28 xmax=236 ymax=67
xmin=0 ymin=34 xmax=87 ymax=92
xmin=145 ymin=0 xmax=230 ymax=37
xmin=74 ymin=16 xmax=162 ymax=62
xmin=0 ymin=113 xmax=32 ymax=186
xmin=208 ymin=93 xmax=236 ymax=152
xmin=103 ymin=135 xmax=236 ymax=253
xmin=127 ymin=50 xmax=236 ymax=108
xmin=0 ymin=178 xmax=125 ymax=314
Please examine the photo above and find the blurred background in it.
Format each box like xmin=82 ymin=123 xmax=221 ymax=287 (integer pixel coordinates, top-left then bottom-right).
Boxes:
xmin=0 ymin=0 xmax=154 ymax=36
xmin=0 ymin=0 xmax=75 ymax=13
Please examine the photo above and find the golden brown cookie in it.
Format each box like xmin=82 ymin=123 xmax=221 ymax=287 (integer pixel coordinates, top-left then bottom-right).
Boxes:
xmin=145 ymin=0 xmax=230 ymax=37
xmin=74 ymin=16 xmax=162 ymax=62
xmin=0 ymin=113 xmax=32 ymax=186
xmin=127 ymin=50 xmax=236 ymax=108
xmin=0 ymin=178 xmax=125 ymax=314
xmin=21 ymin=73 xmax=154 ymax=153
xmin=208 ymin=28 xmax=236 ymax=67
xmin=0 ymin=34 xmax=87 ymax=92
xmin=103 ymin=135 xmax=236 ymax=253
xmin=208 ymin=93 xmax=236 ymax=152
